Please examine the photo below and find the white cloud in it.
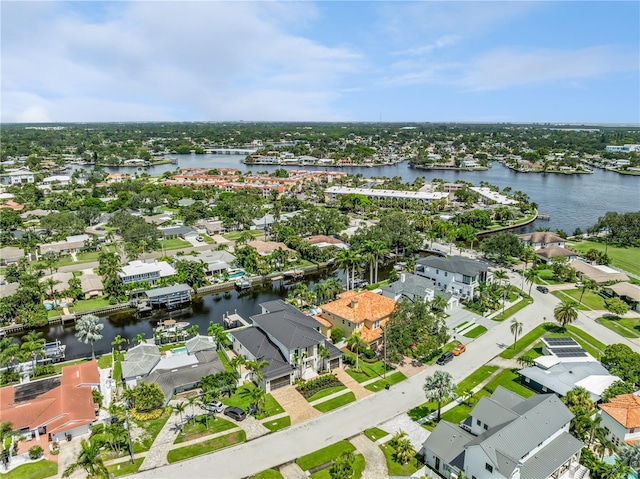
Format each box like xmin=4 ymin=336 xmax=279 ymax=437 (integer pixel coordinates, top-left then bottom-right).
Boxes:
xmin=0 ymin=2 xmax=362 ymax=122
xmin=391 ymin=35 xmax=460 ymax=56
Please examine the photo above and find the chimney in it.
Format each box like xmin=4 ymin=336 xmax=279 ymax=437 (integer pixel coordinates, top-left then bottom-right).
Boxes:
xmin=400 ymin=273 xmax=406 ymax=283
xmin=350 ymin=299 xmax=359 ymax=309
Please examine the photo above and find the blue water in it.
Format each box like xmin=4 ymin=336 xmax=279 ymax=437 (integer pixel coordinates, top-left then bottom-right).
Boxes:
xmin=228 ymin=271 xmax=246 ymax=279
xmin=603 ymin=456 xmax=638 ymax=479
xmin=172 ymin=346 xmax=188 ymax=355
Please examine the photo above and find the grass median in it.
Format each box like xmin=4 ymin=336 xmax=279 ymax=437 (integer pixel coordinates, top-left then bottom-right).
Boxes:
xmin=262 ymin=416 xmax=291 ymax=432
xmin=167 ymin=430 xmax=246 ymax=464
xmin=107 ymin=458 xmax=144 ymax=477
xmin=296 ymin=440 xmax=356 ymax=471
xmin=364 ymin=371 xmax=407 ymax=392
xmin=314 ymin=392 xmax=356 ymax=413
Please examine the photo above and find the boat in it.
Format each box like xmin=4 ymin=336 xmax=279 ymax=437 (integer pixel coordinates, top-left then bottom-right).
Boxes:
xmin=234 ymin=278 xmax=252 ymax=290
xmin=283 ymin=268 xmax=304 ymax=279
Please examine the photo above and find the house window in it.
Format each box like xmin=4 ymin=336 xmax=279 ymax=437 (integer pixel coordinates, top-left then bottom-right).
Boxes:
xmin=485 ymin=463 xmax=493 ymax=473
xmin=476 ymin=419 xmax=481 ymax=426
xmin=541 ymin=386 xmax=548 ymax=392
xmin=524 ymin=377 xmax=530 ymax=383
xmin=444 ymin=272 xmax=448 ymax=277
xmin=436 ymin=269 xmax=439 ymax=274
xmin=484 ymin=424 xmax=488 ymax=430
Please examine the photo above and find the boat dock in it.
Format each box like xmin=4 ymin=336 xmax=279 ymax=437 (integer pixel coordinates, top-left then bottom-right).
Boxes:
xmin=223 ymin=311 xmax=251 ymax=329
xmin=537 ymin=213 xmax=551 ymax=220
xmin=145 ymin=284 xmax=192 ymax=309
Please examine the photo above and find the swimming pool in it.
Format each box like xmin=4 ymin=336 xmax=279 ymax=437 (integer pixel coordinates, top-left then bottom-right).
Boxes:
xmin=228 ymin=271 xmax=246 ymax=279
xmin=172 ymin=346 xmax=188 ymax=355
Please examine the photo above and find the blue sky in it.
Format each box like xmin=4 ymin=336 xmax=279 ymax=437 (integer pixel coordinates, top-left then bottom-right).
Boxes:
xmin=2 ymin=1 xmax=639 ymax=124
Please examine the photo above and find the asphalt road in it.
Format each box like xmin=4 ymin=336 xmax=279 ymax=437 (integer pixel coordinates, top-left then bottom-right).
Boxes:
xmin=135 ymin=279 xmax=638 ymax=479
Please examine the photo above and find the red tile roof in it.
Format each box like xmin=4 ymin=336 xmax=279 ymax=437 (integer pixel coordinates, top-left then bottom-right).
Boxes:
xmin=320 ymin=290 xmax=396 ymax=324
xmin=599 ymin=394 xmax=640 ymax=429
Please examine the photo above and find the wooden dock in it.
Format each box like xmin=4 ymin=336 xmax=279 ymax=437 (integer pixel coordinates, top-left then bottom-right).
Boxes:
xmin=537 ymin=213 xmax=551 ymax=219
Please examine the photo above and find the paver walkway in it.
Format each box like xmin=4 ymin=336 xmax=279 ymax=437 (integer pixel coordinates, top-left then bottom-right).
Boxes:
xmin=270 ymin=385 xmax=322 ymax=425
xmin=334 ymin=367 xmax=372 ymax=400
xmin=350 ymin=433 xmax=388 ymax=479
xmin=138 ymin=411 xmax=183 ymax=471
xmin=393 ymin=357 xmax=428 ymax=379
xmin=279 ymin=462 xmax=308 ymax=479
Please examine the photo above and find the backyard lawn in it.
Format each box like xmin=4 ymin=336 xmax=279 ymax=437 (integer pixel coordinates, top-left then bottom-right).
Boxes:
xmin=314 ymin=392 xmax=356 ymax=412
xmin=569 ymin=240 xmax=640 ymax=276
xmin=69 ymin=297 xmax=112 ymax=313
xmin=167 ymin=430 xmax=246 ymax=463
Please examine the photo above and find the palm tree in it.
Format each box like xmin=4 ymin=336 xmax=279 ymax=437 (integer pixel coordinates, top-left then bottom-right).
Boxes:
xmin=524 ymin=268 xmax=538 ymax=296
xmin=423 ymin=371 xmax=457 ymax=421
xmin=335 ymin=249 xmax=360 ymax=290
xmin=346 ymin=331 xmax=368 ymax=370
xmin=430 ymin=295 xmax=448 ymax=315
xmin=510 ymin=318 xmax=523 ymax=349
xmin=245 ymin=358 xmax=270 ymax=384
xmin=172 ymin=401 xmax=186 ymax=433
xmin=187 ymin=325 xmax=199 ymax=338
xmin=359 ymin=241 xmax=376 ymax=284
xmin=554 ymin=300 xmax=579 ymax=330
xmin=62 ymin=438 xmax=108 ymax=478
xmin=43 ymin=277 xmax=60 ymax=300
xmin=395 ymin=437 xmax=416 ymax=465
xmin=578 ymin=278 xmax=597 ymax=304
xmin=186 ymin=395 xmax=199 ymax=423
xmin=111 ymin=334 xmax=127 ymax=352
xmin=133 ymin=332 xmax=146 ymax=345
xmin=324 ymin=278 xmax=344 ymax=300
xmin=75 ymin=314 xmax=104 ymax=360
xmin=20 ymin=331 xmax=45 ymax=369
xmin=241 ymin=386 xmax=266 ymax=415
xmin=318 ymin=344 xmax=331 ymax=372
xmin=208 ymin=322 xmax=230 ymax=350
xmin=229 ymin=354 xmax=245 ymax=378
xmin=619 ymin=443 xmax=640 ymax=469
xmin=494 ymin=269 xmax=509 ymax=313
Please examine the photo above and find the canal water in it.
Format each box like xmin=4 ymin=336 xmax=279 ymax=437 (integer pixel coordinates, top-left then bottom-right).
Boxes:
xmin=48 ymin=157 xmax=638 ymax=358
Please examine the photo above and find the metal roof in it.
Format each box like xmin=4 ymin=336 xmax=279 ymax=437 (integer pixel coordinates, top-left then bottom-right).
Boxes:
xmin=422 ymin=420 xmax=473 ymax=468
xmin=145 ymin=283 xmax=192 ymax=298
xmin=520 ymin=432 xmax=584 ymax=479
xmin=230 ymin=328 xmax=293 ymax=380
xmin=415 ymin=255 xmax=489 ymax=276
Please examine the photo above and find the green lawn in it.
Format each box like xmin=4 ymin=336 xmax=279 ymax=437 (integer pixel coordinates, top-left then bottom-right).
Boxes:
xmin=159 ymin=238 xmax=192 ymax=250
xmin=132 ymin=408 xmax=172 ymax=453
xmin=97 ymin=353 xmax=113 ymax=369
xmin=565 ymin=325 xmax=607 ymax=352
xmin=307 ymin=385 xmax=347 ymax=402
xmin=551 ymin=291 xmax=590 ymax=310
xmin=492 ymin=296 xmax=534 ymax=321
xmin=254 ymin=470 xmax=284 ymax=479
xmin=107 ymin=458 xmax=144 ymax=477
xmin=440 ymin=392 xmax=491 ymax=425
xmin=536 ymin=269 xmax=563 ymax=285
xmin=463 ymin=325 xmax=487 ymax=338
xmin=407 ymin=400 xmax=437 ymax=422
xmin=597 ymin=316 xmax=640 ymax=338
xmin=560 ymin=289 xmax=608 ymax=310
xmin=456 ymin=365 xmax=499 ymax=395
xmin=314 ymin=392 xmax=356 ymax=413
xmin=69 ymin=297 xmax=112 ymax=313
xmin=200 ymin=234 xmax=217 ymax=245
xmin=483 ymin=369 xmax=536 ymax=398
xmin=167 ymin=430 xmax=246 ymax=463
xmin=1 ymin=460 xmax=57 ymax=479
xmin=379 ymin=443 xmax=421 ymax=476
xmin=296 ymin=440 xmax=356 ymax=471
xmin=569 ymin=240 xmax=640 ymax=276
xmin=262 ymin=416 xmax=291 ymax=432
xmin=344 ymin=359 xmax=393 ymax=383
xmin=499 ymin=324 xmax=558 ymax=359
xmin=364 ymin=371 xmax=407 ymax=392
xmin=364 ymin=427 xmax=389 ymax=442
xmin=217 ymin=350 xmax=232 ymax=371
xmin=174 ymin=415 xmax=237 ymax=444
xmin=223 ymin=384 xmax=284 ymax=418
xmin=309 ymin=454 xmax=365 ymax=479
xmin=223 ymin=230 xmax=263 ymax=241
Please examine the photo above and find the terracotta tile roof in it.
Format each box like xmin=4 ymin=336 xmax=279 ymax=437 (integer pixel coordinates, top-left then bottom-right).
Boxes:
xmin=320 ymin=290 xmax=396 ymax=324
xmin=599 ymin=394 xmax=640 ymax=429
xmin=313 ymin=314 xmax=333 ymax=328
xmin=360 ymin=318 xmax=388 ymax=343
xmin=0 ymin=360 xmax=99 ymax=434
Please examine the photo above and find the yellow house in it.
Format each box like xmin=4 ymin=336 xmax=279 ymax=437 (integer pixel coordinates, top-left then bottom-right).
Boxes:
xmin=317 ymin=290 xmax=396 ymax=346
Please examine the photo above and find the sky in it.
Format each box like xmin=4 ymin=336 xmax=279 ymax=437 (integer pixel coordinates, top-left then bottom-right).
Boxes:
xmin=1 ymin=1 xmax=639 ymax=124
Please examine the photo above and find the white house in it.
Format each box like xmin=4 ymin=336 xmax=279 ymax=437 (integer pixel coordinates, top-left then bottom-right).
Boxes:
xmin=598 ymin=393 xmax=640 ymax=448
xmin=0 ymin=168 xmax=35 ymax=186
xmin=422 ymin=387 xmax=587 ymax=479
xmin=414 ymin=256 xmax=492 ymax=300
xmin=119 ymin=260 xmax=176 ymax=284
xmin=380 ymin=272 xmax=458 ymax=311
xmin=517 ymin=232 xmax=566 ymax=250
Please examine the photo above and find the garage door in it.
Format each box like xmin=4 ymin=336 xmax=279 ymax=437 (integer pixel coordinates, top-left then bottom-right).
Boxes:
xmin=269 ymin=375 xmax=291 ymax=390
xmin=330 ymin=358 xmax=340 ymax=370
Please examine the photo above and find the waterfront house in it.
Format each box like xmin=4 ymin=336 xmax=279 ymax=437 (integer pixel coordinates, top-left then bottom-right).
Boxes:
xmin=598 ymin=393 xmax=640 ymax=447
xmin=79 ymin=274 xmax=104 ymax=299
xmin=177 ymin=250 xmax=236 ymax=276
xmin=414 ymin=256 xmax=492 ymax=300
xmin=39 ymin=272 xmax=73 ymax=294
xmin=229 ymin=300 xmax=342 ymax=392
xmin=317 ymin=290 xmax=397 ymax=347
xmin=306 ymin=235 xmax=348 ymax=250
xmin=0 ymin=168 xmax=35 ymax=186
xmin=517 ymin=232 xmax=566 ymax=250
xmin=246 ymin=240 xmax=295 ymax=258
xmin=119 ymin=260 xmax=176 ymax=284
xmin=380 ymin=272 xmax=458 ymax=311
xmin=603 ymin=282 xmax=640 ymax=312
xmin=421 ymin=386 xmax=587 ymax=479
xmin=0 ymin=361 xmax=100 ymax=443
xmin=535 ymin=245 xmax=579 ymax=264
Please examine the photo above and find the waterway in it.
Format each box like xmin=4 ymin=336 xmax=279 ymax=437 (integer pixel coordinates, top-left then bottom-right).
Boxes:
xmin=46 ymin=156 xmax=638 ymax=358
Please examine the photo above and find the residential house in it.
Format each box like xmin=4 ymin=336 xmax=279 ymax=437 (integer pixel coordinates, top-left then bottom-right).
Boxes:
xmin=0 ymin=168 xmax=35 ymax=186
xmin=246 ymin=240 xmax=295 ymax=258
xmin=422 ymin=386 xmax=587 ymax=479
xmin=469 ymin=187 xmax=518 ymax=205
xmin=603 ymin=282 xmax=640 ymax=312
xmin=0 ymin=199 xmax=25 ymax=211
xmin=414 ymin=256 xmax=492 ymax=300
xmin=535 ymin=245 xmax=579 ymax=264
xmin=518 ymin=337 xmax=620 ymax=402
xmin=570 ymin=260 xmax=629 ymax=284
xmin=380 ymin=272 xmax=458 ymax=311
xmin=517 ymin=232 xmax=567 ymax=250
xmin=40 ymin=175 xmax=73 ymax=188
xmin=39 ymin=234 xmax=89 ymax=256
xmin=0 ymin=361 xmax=100 ymax=442
xmin=195 ymin=219 xmax=224 ymax=236
xmin=0 ymin=282 xmax=19 ymax=298
xmin=39 ymin=272 xmax=73 ymax=294
xmin=178 ymin=250 xmax=236 ymax=275
xmin=229 ymin=300 xmax=342 ymax=392
xmin=121 ymin=339 xmax=225 ymax=401
xmin=316 ymin=290 xmax=396 ymax=346
xmin=598 ymin=393 xmax=640 ymax=447
xmin=80 ymin=274 xmax=104 ymax=299
xmin=0 ymin=246 xmax=25 ymax=265
xmin=118 ymin=260 xmax=176 ymax=284
xmin=307 ymin=235 xmax=348 ymax=250
xmin=159 ymin=225 xmax=198 ymax=239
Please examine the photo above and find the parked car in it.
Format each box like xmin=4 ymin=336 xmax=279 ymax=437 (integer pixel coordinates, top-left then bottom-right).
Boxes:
xmin=452 ymin=344 xmax=466 ymax=356
xmin=195 ymin=236 xmax=204 ymax=242
xmin=436 ymin=351 xmax=454 ymax=365
xmin=204 ymin=401 xmax=224 ymax=414
xmin=536 ymin=285 xmax=550 ymax=294
xmin=224 ymin=406 xmax=246 ymax=421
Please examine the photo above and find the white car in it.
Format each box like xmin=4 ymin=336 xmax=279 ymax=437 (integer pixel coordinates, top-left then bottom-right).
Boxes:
xmin=204 ymin=401 xmax=224 ymax=414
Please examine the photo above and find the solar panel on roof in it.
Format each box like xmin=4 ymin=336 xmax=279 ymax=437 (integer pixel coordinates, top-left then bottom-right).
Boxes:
xmin=545 ymin=337 xmax=579 ymax=346
xmin=555 ymin=351 xmax=588 ymax=358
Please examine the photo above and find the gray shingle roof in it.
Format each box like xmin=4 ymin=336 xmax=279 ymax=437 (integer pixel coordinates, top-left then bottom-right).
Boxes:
xmin=520 ymin=432 xmax=584 ymax=479
xmin=145 ymin=283 xmax=192 ymax=298
xmin=121 ymin=343 xmax=161 ymax=379
xmin=381 ymin=273 xmax=452 ymax=301
xmin=185 ymin=335 xmax=217 ymax=354
xmin=231 ymin=327 xmax=293 ymax=380
xmin=415 ymin=255 xmax=489 ymax=276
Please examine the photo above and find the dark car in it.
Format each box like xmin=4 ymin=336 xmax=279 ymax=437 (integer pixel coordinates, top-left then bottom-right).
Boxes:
xmin=224 ymin=406 xmax=246 ymax=421
xmin=436 ymin=351 xmax=454 ymax=365
xmin=536 ymin=285 xmax=550 ymax=294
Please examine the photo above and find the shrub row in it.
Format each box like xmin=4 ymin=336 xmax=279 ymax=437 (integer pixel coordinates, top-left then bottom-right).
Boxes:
xmin=296 ymin=374 xmax=343 ymax=399
xmin=130 ymin=407 xmax=164 ymax=422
